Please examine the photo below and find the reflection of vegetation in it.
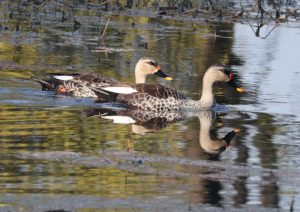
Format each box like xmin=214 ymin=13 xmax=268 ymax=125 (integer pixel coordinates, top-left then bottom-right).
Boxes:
xmin=0 ymin=43 xmax=38 ymax=65
xmin=252 ymin=112 xmax=281 ymax=207
xmin=253 ymin=113 xmax=281 ymax=169
xmin=227 ymin=111 xmax=282 ymax=208
xmin=0 ymin=105 xmax=189 ymax=195
xmin=0 ymin=105 xmax=189 ymax=153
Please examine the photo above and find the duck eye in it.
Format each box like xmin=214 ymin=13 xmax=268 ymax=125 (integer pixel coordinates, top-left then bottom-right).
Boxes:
xmin=146 ymin=61 xmax=158 ymax=67
xmin=223 ymin=67 xmax=233 ymax=76
xmin=224 ymin=69 xmax=230 ymax=75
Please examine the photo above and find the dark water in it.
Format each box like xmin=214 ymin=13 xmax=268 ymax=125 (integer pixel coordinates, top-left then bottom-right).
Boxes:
xmin=1 ymin=3 xmax=300 ymax=211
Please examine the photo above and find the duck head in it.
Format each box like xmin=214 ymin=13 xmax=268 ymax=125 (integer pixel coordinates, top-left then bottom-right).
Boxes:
xmin=205 ymin=64 xmax=244 ymax=93
xmin=135 ymin=57 xmax=173 ymax=83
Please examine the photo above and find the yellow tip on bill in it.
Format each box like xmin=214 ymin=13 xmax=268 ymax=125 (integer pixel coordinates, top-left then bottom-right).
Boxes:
xmin=236 ymin=87 xmax=244 ymax=93
xmin=165 ymin=77 xmax=173 ymax=81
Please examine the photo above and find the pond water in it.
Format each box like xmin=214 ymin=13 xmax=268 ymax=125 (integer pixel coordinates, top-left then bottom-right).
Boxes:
xmin=1 ymin=3 xmax=300 ymax=211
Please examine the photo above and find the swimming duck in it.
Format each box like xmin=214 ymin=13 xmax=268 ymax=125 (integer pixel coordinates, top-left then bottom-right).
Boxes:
xmin=31 ymin=57 xmax=173 ymax=98
xmin=92 ymin=64 xmax=244 ymax=111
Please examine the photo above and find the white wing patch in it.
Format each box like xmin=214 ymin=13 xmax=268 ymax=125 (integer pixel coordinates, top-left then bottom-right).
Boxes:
xmin=53 ymin=75 xmax=74 ymax=81
xmin=102 ymin=116 xmax=136 ymax=124
xmin=102 ymin=87 xmax=138 ymax=94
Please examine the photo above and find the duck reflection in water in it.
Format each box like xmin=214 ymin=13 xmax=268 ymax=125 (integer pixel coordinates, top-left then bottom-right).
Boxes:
xmin=198 ymin=111 xmax=240 ymax=155
xmin=85 ymin=109 xmax=240 ymax=155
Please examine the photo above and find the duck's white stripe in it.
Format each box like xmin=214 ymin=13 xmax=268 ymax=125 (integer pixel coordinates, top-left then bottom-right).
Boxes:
xmin=102 ymin=87 xmax=138 ymax=94
xmin=102 ymin=116 xmax=136 ymax=124
xmin=53 ymin=75 xmax=74 ymax=81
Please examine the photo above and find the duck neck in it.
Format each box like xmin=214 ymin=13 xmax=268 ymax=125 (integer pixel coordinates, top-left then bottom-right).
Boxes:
xmin=180 ymin=76 xmax=216 ymax=110
xmin=198 ymin=111 xmax=224 ymax=154
xmin=198 ymin=76 xmax=215 ymax=109
xmin=135 ymin=68 xmax=146 ymax=84
xmin=199 ymin=112 xmax=212 ymax=142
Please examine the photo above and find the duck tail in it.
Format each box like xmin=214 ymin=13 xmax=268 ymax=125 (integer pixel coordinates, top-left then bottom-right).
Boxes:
xmin=31 ymin=76 xmax=54 ymax=90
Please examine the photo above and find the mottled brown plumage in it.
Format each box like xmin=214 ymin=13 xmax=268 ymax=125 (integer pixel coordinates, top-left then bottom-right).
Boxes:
xmin=31 ymin=73 xmax=119 ymax=98
xmin=31 ymin=57 xmax=172 ymax=98
xmin=130 ymin=84 xmax=185 ymax=99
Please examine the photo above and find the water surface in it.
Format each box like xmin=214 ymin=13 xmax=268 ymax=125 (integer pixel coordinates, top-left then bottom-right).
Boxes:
xmin=1 ymin=3 xmax=300 ymax=211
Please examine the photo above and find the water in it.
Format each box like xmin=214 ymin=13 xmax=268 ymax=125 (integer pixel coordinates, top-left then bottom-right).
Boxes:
xmin=1 ymin=3 xmax=300 ymax=211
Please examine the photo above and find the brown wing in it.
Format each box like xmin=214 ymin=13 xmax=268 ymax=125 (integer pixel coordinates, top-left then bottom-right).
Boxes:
xmin=129 ymin=83 xmax=186 ymax=100
xmin=48 ymin=73 xmax=120 ymax=87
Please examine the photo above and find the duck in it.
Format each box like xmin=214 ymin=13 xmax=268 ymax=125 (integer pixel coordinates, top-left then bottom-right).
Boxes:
xmin=91 ymin=64 xmax=244 ymax=111
xmin=31 ymin=57 xmax=173 ymax=98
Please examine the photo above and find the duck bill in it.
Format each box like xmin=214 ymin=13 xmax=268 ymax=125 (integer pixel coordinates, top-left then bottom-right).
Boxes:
xmin=236 ymin=87 xmax=245 ymax=93
xmin=154 ymin=69 xmax=173 ymax=81
xmin=228 ymin=77 xmax=244 ymax=93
